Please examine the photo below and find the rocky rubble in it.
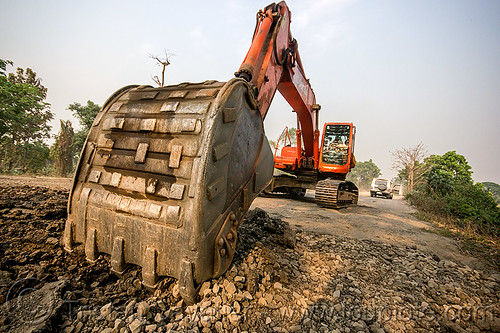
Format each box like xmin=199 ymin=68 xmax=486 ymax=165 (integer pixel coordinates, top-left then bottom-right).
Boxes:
xmin=0 ymin=186 xmax=499 ymax=332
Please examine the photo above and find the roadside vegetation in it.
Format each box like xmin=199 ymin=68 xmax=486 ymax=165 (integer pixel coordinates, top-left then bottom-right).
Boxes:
xmin=0 ymin=59 xmax=99 ymax=176
xmin=482 ymin=181 xmax=500 ymax=204
xmin=394 ymin=145 xmax=499 ymax=268
xmin=405 ymin=151 xmax=499 ymax=237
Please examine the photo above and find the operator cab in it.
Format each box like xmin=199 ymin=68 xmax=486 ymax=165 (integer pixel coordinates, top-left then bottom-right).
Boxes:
xmin=321 ymin=123 xmax=354 ymax=166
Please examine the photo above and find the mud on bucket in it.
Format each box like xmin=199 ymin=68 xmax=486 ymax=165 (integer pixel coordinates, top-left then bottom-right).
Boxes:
xmin=63 ymin=78 xmax=274 ymax=304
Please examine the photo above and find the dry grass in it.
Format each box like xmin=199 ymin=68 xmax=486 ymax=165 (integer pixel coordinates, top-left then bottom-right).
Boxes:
xmin=416 ymin=213 xmax=499 ymax=271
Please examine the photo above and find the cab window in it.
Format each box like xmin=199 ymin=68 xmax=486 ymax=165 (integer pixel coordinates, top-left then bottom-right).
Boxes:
xmin=322 ymin=124 xmax=350 ymax=165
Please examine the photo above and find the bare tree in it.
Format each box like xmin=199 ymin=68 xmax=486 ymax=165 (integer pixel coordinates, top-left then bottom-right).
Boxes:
xmin=149 ymin=50 xmax=174 ymax=87
xmin=392 ymin=142 xmax=428 ymax=191
xmin=51 ymin=120 xmax=74 ymax=177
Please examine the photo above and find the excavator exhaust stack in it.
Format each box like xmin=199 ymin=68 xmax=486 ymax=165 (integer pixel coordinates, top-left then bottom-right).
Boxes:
xmin=63 ymin=79 xmax=274 ymax=303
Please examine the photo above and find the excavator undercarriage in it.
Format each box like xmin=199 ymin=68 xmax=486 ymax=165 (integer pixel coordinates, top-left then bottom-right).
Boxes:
xmin=315 ymin=179 xmax=359 ymax=208
xmin=266 ymin=173 xmax=359 ymax=208
xmin=63 ymin=79 xmax=274 ymax=303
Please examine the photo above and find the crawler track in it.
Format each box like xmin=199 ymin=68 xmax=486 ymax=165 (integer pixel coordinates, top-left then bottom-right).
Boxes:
xmin=315 ymin=178 xmax=358 ymax=208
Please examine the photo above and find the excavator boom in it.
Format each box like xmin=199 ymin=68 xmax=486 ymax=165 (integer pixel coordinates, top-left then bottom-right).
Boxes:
xmin=236 ymin=1 xmax=320 ymax=159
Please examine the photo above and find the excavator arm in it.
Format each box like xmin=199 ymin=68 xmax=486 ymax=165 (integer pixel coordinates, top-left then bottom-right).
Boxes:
xmin=235 ymin=1 xmax=320 ymax=161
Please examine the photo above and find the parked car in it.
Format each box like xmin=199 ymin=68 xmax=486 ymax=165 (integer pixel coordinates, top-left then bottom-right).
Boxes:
xmin=392 ymin=184 xmax=404 ymax=196
xmin=370 ymin=178 xmax=393 ymax=199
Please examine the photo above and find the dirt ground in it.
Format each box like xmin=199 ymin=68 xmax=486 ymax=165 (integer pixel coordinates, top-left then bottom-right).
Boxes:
xmin=0 ymin=175 xmax=490 ymax=271
xmin=0 ymin=175 xmax=73 ymax=191
xmin=0 ymin=175 xmax=498 ymax=333
xmin=252 ymin=191 xmax=486 ymax=271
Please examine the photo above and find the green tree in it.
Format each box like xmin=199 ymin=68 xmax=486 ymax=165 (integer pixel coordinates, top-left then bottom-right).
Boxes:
xmin=425 ymin=151 xmax=472 ymax=195
xmin=445 ymin=183 xmax=498 ymax=221
xmin=346 ymin=159 xmax=381 ymax=190
xmin=394 ymin=160 xmax=426 ymax=188
xmin=68 ymin=100 xmax=101 ymax=158
xmin=482 ymin=182 xmax=500 ymax=204
xmin=0 ymin=59 xmax=13 ymax=77
xmin=406 ymin=151 xmax=499 ymax=236
xmin=7 ymin=67 xmax=47 ymax=97
xmin=0 ymin=59 xmax=53 ymax=173
xmin=19 ymin=141 xmax=51 ymax=174
xmin=287 ymin=127 xmax=298 ymax=147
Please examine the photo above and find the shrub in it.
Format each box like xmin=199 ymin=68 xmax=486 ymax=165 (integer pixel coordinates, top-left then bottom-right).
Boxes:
xmin=407 ymin=182 xmax=500 ymax=237
xmin=443 ymin=183 xmax=500 ymax=236
xmin=406 ymin=186 xmax=447 ymax=215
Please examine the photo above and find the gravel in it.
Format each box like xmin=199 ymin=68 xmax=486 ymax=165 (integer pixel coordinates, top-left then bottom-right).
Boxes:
xmin=0 ymin=186 xmax=498 ymax=332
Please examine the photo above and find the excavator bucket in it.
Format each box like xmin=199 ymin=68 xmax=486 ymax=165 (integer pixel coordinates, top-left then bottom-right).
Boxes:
xmin=63 ymin=78 xmax=274 ymax=303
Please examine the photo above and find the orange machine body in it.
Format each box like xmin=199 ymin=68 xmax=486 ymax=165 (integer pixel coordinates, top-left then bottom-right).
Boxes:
xmin=273 ymin=123 xmax=356 ymax=181
xmin=317 ymin=122 xmax=356 ymax=177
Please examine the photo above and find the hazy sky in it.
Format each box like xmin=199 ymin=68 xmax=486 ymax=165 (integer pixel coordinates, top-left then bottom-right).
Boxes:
xmin=2 ymin=0 xmax=499 ymax=183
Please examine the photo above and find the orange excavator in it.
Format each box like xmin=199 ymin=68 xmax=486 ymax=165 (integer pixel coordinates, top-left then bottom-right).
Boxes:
xmin=268 ymin=121 xmax=358 ymax=208
xmin=63 ymin=1 xmax=358 ymax=304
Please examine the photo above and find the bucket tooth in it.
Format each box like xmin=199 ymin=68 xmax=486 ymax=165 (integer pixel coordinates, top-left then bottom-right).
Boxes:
xmin=63 ymin=220 xmax=74 ymax=252
xmin=85 ymin=228 xmax=97 ymax=262
xmin=111 ymin=237 xmax=126 ymax=274
xmin=142 ymin=247 xmax=157 ymax=287
xmin=179 ymin=260 xmax=196 ymax=305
